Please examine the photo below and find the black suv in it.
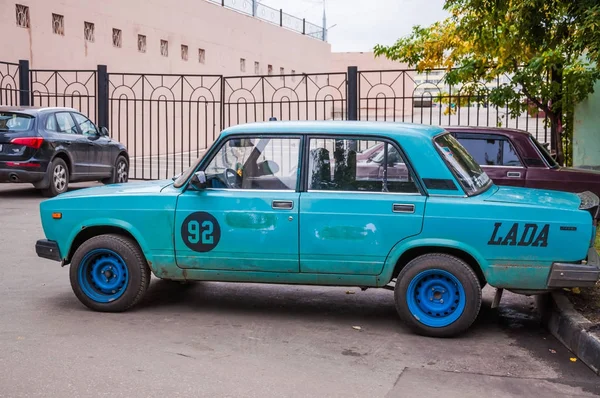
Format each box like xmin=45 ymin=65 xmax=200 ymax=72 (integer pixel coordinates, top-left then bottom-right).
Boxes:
xmin=0 ymin=106 xmax=129 ymax=197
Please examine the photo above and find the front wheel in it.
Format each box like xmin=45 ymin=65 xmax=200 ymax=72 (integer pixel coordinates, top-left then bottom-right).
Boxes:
xmin=394 ymin=253 xmax=482 ymax=337
xmin=69 ymin=234 xmax=150 ymax=312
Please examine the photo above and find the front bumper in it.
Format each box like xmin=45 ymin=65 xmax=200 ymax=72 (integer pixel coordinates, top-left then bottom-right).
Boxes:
xmin=547 ymin=247 xmax=600 ymax=288
xmin=35 ymin=239 xmax=62 ymax=262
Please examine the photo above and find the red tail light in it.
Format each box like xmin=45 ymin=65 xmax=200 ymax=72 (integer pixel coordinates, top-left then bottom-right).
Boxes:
xmin=10 ymin=137 xmax=44 ymax=149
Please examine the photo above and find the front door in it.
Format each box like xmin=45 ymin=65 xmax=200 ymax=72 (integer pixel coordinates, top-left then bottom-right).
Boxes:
xmin=72 ymin=112 xmax=112 ymax=178
xmin=175 ymin=135 xmax=302 ymax=272
xmin=455 ymin=133 xmax=527 ymax=187
xmin=300 ymin=137 xmax=426 ymax=276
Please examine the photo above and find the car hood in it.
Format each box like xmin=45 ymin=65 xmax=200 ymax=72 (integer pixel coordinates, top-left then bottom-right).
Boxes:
xmin=55 ymin=179 xmax=174 ymax=199
xmin=484 ymin=185 xmax=582 ymax=210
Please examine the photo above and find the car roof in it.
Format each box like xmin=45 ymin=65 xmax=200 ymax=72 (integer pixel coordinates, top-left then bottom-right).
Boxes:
xmin=0 ymin=106 xmax=78 ymax=115
xmin=443 ymin=125 xmax=532 ymax=136
xmin=222 ymin=121 xmax=447 ymax=139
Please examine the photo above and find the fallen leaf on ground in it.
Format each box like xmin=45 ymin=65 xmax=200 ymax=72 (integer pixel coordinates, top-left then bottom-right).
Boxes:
xmin=572 ymin=287 xmax=581 ymax=294
xmin=346 ymin=291 xmax=355 ymax=295
xmin=352 ymin=326 xmax=362 ymax=330
xmin=570 ymin=357 xmax=577 ymax=362
xmin=549 ymin=349 xmax=557 ymax=354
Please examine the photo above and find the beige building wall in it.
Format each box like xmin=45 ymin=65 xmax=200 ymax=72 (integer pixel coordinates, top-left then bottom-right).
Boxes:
xmin=3 ymin=0 xmax=331 ymax=75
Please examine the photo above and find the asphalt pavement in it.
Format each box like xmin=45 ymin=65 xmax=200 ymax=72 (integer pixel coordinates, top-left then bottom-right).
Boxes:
xmin=0 ymin=182 xmax=599 ymax=397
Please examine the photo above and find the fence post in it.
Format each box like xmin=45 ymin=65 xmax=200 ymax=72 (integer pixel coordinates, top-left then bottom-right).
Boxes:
xmin=221 ymin=0 xmax=224 ymax=5
xmin=347 ymin=66 xmax=358 ymax=121
xmin=97 ymin=65 xmax=109 ymax=129
xmin=303 ymin=18 xmax=306 ymax=34
xmin=280 ymin=9 xmax=283 ymax=26
xmin=18 ymin=60 xmax=30 ymax=106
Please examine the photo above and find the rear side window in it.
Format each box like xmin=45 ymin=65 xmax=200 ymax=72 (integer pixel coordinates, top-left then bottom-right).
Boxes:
xmin=0 ymin=112 xmax=34 ymax=131
xmin=55 ymin=112 xmax=78 ymax=134
xmin=457 ymin=136 xmax=522 ymax=167
xmin=45 ymin=115 xmax=58 ymax=131
xmin=308 ymin=138 xmax=419 ymax=194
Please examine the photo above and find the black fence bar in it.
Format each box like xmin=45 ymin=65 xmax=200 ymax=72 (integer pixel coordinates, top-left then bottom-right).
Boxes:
xmin=347 ymin=66 xmax=358 ymax=121
xmin=97 ymin=65 xmax=109 ymax=129
xmin=0 ymin=61 xmax=20 ymax=107
xmin=18 ymin=60 xmax=29 ymax=106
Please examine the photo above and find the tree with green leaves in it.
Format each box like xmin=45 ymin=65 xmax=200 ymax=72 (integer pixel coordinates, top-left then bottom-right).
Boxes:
xmin=374 ymin=0 xmax=600 ymax=165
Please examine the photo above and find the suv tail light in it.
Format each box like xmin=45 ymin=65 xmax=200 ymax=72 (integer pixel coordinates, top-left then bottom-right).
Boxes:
xmin=10 ymin=137 xmax=44 ymax=149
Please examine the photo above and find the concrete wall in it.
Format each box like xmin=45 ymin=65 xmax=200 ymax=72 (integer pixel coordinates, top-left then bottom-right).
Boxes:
xmin=573 ymin=80 xmax=600 ymax=169
xmin=3 ymin=0 xmax=331 ymax=75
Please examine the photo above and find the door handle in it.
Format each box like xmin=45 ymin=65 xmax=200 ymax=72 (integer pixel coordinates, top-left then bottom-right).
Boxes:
xmin=272 ymin=200 xmax=294 ymax=210
xmin=393 ymin=203 xmax=415 ymax=213
xmin=507 ymin=171 xmax=521 ymax=178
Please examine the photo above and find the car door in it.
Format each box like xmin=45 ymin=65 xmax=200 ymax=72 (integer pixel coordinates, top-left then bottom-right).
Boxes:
xmin=454 ymin=133 xmax=527 ymax=187
xmin=299 ymin=137 xmax=426 ymax=276
xmin=52 ymin=112 xmax=89 ymax=178
xmin=175 ymin=135 xmax=302 ymax=273
xmin=71 ymin=112 xmax=112 ymax=179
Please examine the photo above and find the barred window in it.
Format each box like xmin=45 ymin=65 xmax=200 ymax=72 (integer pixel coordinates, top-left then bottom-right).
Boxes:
xmin=268 ymin=65 xmax=273 ymax=75
xmin=254 ymin=61 xmax=260 ymax=74
xmin=112 ymin=28 xmax=122 ymax=48
xmin=198 ymin=48 xmax=206 ymax=64
xmin=84 ymin=22 xmax=94 ymax=42
xmin=160 ymin=40 xmax=168 ymax=57
xmin=240 ymin=58 xmax=246 ymax=72
xmin=52 ymin=14 xmax=64 ymax=36
xmin=138 ymin=35 xmax=146 ymax=53
xmin=15 ymin=4 xmax=29 ymax=28
xmin=181 ymin=44 xmax=188 ymax=61
xmin=291 ymin=70 xmax=296 ymax=82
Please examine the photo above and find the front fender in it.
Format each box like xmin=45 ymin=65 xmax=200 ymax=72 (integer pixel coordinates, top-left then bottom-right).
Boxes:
xmin=63 ymin=217 xmax=155 ymax=265
xmin=378 ymin=237 xmax=490 ymax=285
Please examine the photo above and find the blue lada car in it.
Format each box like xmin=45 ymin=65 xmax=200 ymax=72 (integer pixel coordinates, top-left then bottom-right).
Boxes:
xmin=35 ymin=121 xmax=600 ymax=337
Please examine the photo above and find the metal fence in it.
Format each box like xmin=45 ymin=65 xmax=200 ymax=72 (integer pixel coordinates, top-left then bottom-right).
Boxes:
xmin=5 ymin=59 xmax=552 ymax=180
xmin=0 ymin=61 xmax=21 ymax=106
xmin=206 ymin=0 xmax=325 ymax=40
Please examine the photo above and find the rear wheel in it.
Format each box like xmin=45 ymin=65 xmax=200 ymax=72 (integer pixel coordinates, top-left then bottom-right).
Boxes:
xmin=69 ymin=234 xmax=150 ymax=312
xmin=102 ymin=155 xmax=129 ymax=184
xmin=394 ymin=253 xmax=482 ymax=337
xmin=41 ymin=158 xmax=69 ymax=197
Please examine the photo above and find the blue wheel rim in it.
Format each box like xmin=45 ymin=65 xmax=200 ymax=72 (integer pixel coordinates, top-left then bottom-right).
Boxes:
xmin=406 ymin=269 xmax=466 ymax=328
xmin=77 ymin=249 xmax=129 ymax=303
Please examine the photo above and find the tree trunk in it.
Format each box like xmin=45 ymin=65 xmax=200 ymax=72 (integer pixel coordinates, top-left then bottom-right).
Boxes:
xmin=549 ymin=112 xmax=565 ymax=165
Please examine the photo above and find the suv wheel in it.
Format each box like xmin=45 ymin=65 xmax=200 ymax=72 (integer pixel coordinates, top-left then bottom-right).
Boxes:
xmin=41 ymin=158 xmax=69 ymax=197
xmin=102 ymin=155 xmax=129 ymax=185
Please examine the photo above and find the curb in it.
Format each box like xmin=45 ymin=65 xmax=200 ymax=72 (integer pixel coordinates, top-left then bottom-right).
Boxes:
xmin=538 ymin=292 xmax=600 ymax=375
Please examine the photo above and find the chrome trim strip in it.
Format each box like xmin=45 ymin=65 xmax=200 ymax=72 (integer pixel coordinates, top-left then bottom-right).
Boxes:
xmin=204 ymin=188 xmax=295 ymax=193
xmin=306 ymin=189 xmax=422 ymax=196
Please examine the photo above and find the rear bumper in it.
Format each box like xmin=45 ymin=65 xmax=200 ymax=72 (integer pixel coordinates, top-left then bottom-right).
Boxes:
xmin=547 ymin=247 xmax=600 ymax=288
xmin=35 ymin=239 xmax=62 ymax=262
xmin=0 ymin=163 xmax=45 ymax=183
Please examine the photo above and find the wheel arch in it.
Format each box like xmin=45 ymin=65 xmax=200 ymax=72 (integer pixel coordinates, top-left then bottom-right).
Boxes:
xmin=51 ymin=151 xmax=73 ymax=176
xmin=382 ymin=239 xmax=488 ymax=287
xmin=64 ymin=221 xmax=153 ymax=268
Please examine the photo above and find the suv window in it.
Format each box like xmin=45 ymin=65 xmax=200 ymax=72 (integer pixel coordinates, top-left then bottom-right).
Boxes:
xmin=308 ymin=138 xmax=419 ymax=193
xmin=45 ymin=114 xmax=58 ymax=131
xmin=72 ymin=113 xmax=98 ymax=137
xmin=55 ymin=112 xmax=78 ymax=134
xmin=457 ymin=136 xmax=522 ymax=167
xmin=204 ymin=136 xmax=300 ymax=190
xmin=0 ymin=112 xmax=34 ymax=131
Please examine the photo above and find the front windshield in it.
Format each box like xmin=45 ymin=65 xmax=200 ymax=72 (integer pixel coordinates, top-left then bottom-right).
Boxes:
xmin=434 ymin=133 xmax=492 ymax=195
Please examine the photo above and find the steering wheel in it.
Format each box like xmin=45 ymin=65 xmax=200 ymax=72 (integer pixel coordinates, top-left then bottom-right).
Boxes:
xmin=223 ymin=168 xmax=242 ymax=188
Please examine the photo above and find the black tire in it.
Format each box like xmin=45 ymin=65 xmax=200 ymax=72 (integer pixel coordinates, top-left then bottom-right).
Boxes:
xmin=41 ymin=157 xmax=69 ymax=197
xmin=102 ymin=155 xmax=129 ymax=185
xmin=394 ymin=253 xmax=482 ymax=337
xmin=69 ymin=234 xmax=150 ymax=312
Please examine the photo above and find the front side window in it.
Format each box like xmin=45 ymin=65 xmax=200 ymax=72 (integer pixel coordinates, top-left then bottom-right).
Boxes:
xmin=457 ymin=136 xmax=522 ymax=167
xmin=55 ymin=112 xmax=78 ymax=134
xmin=72 ymin=113 xmax=98 ymax=136
xmin=203 ymin=136 xmax=300 ymax=190
xmin=434 ymin=133 xmax=491 ymax=195
xmin=308 ymin=138 xmax=419 ymax=194
xmin=0 ymin=112 xmax=33 ymax=131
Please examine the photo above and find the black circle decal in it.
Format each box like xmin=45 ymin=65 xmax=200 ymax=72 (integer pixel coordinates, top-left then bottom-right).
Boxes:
xmin=181 ymin=212 xmax=221 ymax=252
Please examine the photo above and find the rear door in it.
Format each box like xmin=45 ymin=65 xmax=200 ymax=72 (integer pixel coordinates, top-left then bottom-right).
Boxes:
xmin=52 ymin=112 xmax=89 ymax=178
xmin=454 ymin=133 xmax=527 ymax=187
xmin=299 ymin=136 xmax=426 ymax=276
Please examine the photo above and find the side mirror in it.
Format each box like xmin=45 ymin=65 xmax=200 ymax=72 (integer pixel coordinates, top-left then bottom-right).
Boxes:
xmin=190 ymin=171 xmax=207 ymax=190
xmin=100 ymin=126 xmax=109 ymax=137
